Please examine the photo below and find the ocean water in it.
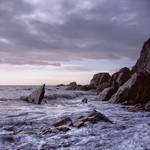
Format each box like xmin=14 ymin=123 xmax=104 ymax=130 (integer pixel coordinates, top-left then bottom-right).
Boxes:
xmin=0 ymin=85 xmax=150 ymax=150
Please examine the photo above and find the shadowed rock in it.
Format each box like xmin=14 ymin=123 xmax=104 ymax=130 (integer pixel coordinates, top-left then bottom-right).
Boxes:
xmin=110 ymin=72 xmax=150 ymax=104
xmin=111 ymin=67 xmax=132 ymax=86
xmin=98 ymin=87 xmax=116 ymax=101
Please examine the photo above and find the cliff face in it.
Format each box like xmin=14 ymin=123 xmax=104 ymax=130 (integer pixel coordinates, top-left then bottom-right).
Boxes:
xmin=132 ymin=38 xmax=150 ymax=73
xmin=96 ymin=38 xmax=150 ymax=110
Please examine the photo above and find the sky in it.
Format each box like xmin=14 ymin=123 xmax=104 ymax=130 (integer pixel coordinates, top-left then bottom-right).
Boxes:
xmin=0 ymin=0 xmax=149 ymax=85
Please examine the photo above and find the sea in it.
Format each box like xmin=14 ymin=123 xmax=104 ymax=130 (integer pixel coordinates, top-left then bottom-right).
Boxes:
xmin=0 ymin=85 xmax=150 ymax=150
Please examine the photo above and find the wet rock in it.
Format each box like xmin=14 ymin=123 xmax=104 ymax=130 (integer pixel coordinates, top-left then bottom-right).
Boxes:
xmin=110 ymin=72 xmax=150 ymax=104
xmin=53 ymin=117 xmax=73 ymax=127
xmin=82 ymin=97 xmax=88 ymax=103
xmin=73 ymin=110 xmax=112 ymax=128
xmin=41 ymin=128 xmax=60 ymax=136
xmin=52 ymin=110 xmax=112 ymax=129
xmin=132 ymin=38 xmax=150 ymax=73
xmin=17 ymin=143 xmax=37 ymax=150
xmin=25 ymin=84 xmax=45 ymax=104
xmin=56 ymin=127 xmax=71 ymax=132
xmin=90 ymin=73 xmax=111 ymax=89
xmin=111 ymin=67 xmax=132 ymax=86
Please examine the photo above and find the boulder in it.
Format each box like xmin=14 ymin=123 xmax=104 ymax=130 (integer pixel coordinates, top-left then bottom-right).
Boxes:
xmin=90 ymin=73 xmax=111 ymax=89
xmin=132 ymin=38 xmax=150 ymax=73
xmin=27 ymin=84 xmax=45 ymax=104
xmin=110 ymin=72 xmax=150 ymax=104
xmin=97 ymin=81 xmax=119 ymax=101
xmin=111 ymin=67 xmax=132 ymax=86
xmin=98 ymin=87 xmax=116 ymax=101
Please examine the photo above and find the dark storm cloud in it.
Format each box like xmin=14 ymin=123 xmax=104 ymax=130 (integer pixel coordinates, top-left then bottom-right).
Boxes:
xmin=0 ymin=0 xmax=149 ymax=65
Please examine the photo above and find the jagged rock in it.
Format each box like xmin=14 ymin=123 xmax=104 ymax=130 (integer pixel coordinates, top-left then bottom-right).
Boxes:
xmin=132 ymin=38 xmax=150 ymax=73
xmin=90 ymin=73 xmax=111 ymax=89
xmin=22 ymin=84 xmax=45 ymax=104
xmin=111 ymin=67 xmax=132 ymax=86
xmin=110 ymin=72 xmax=150 ymax=104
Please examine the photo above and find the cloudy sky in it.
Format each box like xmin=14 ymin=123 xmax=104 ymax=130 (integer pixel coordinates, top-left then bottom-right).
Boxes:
xmin=0 ymin=0 xmax=149 ymax=85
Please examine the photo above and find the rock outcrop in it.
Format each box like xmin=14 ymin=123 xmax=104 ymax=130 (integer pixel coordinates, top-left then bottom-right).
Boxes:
xmin=97 ymin=67 xmax=132 ymax=101
xmin=111 ymin=67 xmax=132 ymax=87
xmin=52 ymin=110 xmax=112 ymax=129
xmin=95 ymin=38 xmax=150 ymax=109
xmin=21 ymin=84 xmax=45 ymax=104
xmin=90 ymin=73 xmax=111 ymax=90
xmin=110 ymin=72 xmax=150 ymax=104
xmin=132 ymin=38 xmax=150 ymax=73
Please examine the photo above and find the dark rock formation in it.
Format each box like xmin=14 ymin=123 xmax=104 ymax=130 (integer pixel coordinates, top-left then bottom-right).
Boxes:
xmin=110 ymin=72 xmax=150 ymax=104
xmin=90 ymin=73 xmax=111 ymax=89
xmin=66 ymin=81 xmax=92 ymax=91
xmin=132 ymin=38 xmax=150 ymax=73
xmin=96 ymin=82 xmax=111 ymax=93
xmin=53 ymin=117 xmax=73 ymax=127
xmin=111 ymin=67 xmax=132 ymax=86
xmin=52 ymin=110 xmax=112 ymax=129
xmin=81 ymin=97 xmax=88 ymax=103
xmin=21 ymin=84 xmax=45 ymax=104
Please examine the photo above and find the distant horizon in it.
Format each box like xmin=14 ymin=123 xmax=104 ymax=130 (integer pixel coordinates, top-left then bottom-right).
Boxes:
xmin=0 ymin=0 xmax=149 ymax=85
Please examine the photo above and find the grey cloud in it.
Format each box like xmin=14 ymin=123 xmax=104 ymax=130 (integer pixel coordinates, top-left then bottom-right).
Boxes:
xmin=0 ymin=0 xmax=149 ymax=66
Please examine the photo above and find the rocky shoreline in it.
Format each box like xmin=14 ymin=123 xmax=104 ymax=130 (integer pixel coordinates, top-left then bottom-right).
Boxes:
xmin=66 ymin=38 xmax=150 ymax=111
